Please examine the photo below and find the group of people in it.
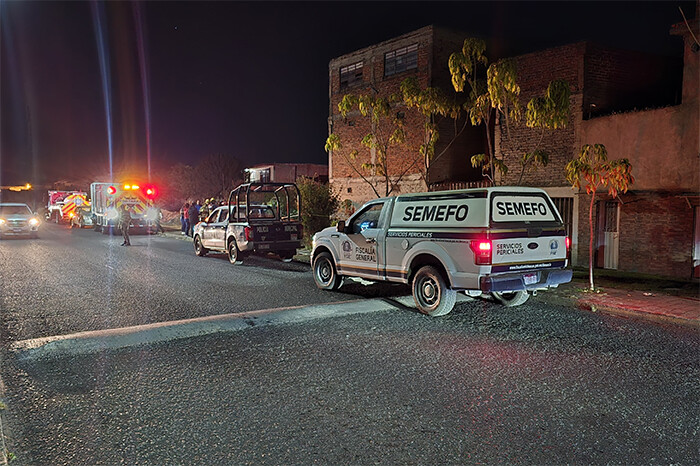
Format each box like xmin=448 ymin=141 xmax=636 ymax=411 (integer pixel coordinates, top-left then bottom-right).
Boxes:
xmin=180 ymin=198 xmax=226 ymax=236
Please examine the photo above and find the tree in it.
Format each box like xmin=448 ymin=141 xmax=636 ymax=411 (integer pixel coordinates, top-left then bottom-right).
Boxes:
xmin=196 ymin=153 xmax=244 ymax=199
xmin=449 ymin=38 xmax=570 ymax=185
xmin=296 ymin=176 xmax=340 ymax=247
xmin=400 ymin=76 xmax=465 ymax=184
xmin=325 ymin=92 xmax=414 ymax=198
xmin=565 ymin=144 xmax=634 ymax=291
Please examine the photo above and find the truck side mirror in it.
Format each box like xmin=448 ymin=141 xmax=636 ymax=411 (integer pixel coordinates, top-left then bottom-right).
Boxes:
xmin=336 ymin=220 xmax=345 ymax=233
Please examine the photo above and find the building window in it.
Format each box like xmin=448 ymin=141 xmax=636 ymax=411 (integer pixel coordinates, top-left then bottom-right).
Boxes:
xmin=384 ymin=43 xmax=418 ymax=77
xmin=340 ymin=62 xmax=363 ymax=90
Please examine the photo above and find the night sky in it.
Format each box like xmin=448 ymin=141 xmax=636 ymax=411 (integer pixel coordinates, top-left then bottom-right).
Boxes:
xmin=0 ymin=1 xmax=695 ymax=186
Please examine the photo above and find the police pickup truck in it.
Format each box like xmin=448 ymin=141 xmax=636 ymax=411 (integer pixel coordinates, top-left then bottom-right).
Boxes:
xmin=311 ymin=187 xmax=572 ymax=316
xmin=193 ymin=182 xmax=302 ymax=263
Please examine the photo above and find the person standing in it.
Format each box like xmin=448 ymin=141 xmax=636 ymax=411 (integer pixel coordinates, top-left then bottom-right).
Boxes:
xmin=187 ymin=201 xmax=199 ymax=237
xmin=155 ymin=206 xmax=165 ymax=234
xmin=119 ymin=205 xmax=132 ymax=246
xmin=180 ymin=202 xmax=189 ymax=235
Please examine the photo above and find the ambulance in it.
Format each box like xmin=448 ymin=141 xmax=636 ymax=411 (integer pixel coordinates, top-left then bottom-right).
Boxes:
xmin=47 ymin=191 xmax=89 ymax=224
xmin=90 ymin=182 xmax=159 ymax=234
xmin=311 ymin=187 xmax=572 ymax=316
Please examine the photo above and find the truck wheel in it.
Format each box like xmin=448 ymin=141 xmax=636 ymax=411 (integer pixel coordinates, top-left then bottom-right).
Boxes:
xmin=228 ymin=240 xmax=243 ymax=264
xmin=492 ymin=291 xmax=529 ymax=307
xmin=412 ymin=266 xmax=456 ymax=317
xmin=279 ymin=250 xmax=295 ymax=263
xmin=194 ymin=235 xmax=208 ymax=257
xmin=313 ymin=252 xmax=342 ymax=290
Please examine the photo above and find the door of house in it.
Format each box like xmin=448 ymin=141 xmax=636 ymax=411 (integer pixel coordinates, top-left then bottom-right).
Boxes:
xmin=595 ymin=201 xmax=620 ymax=269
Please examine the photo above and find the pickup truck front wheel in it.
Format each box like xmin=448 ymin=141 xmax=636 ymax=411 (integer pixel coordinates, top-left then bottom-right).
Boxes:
xmin=412 ymin=266 xmax=456 ymax=317
xmin=313 ymin=252 xmax=342 ymax=290
xmin=194 ymin=235 xmax=208 ymax=257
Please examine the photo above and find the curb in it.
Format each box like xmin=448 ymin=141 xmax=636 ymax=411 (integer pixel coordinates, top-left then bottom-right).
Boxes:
xmin=576 ymin=299 xmax=700 ymax=329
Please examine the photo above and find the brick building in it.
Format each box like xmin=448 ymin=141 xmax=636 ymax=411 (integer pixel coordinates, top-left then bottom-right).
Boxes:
xmin=495 ymin=29 xmax=697 ymax=278
xmin=327 ymin=26 xmax=485 ymax=207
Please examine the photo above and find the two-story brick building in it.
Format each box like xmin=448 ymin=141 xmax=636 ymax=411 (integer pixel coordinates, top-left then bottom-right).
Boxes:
xmin=327 ymin=25 xmax=485 ymax=207
xmin=329 ymin=19 xmax=698 ymax=280
xmin=494 ymin=24 xmax=697 ymax=279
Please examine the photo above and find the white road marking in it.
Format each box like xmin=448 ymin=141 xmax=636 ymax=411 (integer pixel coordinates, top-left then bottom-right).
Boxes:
xmin=12 ymin=298 xmax=405 ymax=359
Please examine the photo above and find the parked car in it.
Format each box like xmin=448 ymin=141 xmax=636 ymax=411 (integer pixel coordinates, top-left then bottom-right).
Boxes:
xmin=0 ymin=203 xmax=40 ymax=238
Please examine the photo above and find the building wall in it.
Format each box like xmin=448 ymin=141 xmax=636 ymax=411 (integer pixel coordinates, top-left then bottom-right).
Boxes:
xmin=617 ymin=193 xmax=695 ymax=278
xmin=496 ymin=43 xmax=585 ymax=187
xmin=328 ymin=26 xmax=483 ymax=206
xmin=580 ymin=105 xmax=699 ymax=191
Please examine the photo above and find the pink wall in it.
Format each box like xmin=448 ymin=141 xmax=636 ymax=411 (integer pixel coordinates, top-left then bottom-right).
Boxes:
xmin=580 ymin=104 xmax=698 ymax=191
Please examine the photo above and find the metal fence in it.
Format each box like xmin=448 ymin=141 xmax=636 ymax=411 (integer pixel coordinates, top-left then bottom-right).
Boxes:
xmin=428 ymin=180 xmax=491 ymax=192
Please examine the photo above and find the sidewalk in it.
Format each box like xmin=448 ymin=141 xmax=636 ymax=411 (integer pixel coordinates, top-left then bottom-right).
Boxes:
xmin=564 ymin=281 xmax=699 ymax=328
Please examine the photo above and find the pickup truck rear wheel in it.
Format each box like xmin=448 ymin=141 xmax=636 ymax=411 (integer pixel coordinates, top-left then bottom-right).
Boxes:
xmin=313 ymin=252 xmax=342 ymax=290
xmin=279 ymin=250 xmax=295 ymax=263
xmin=228 ymin=240 xmax=243 ymax=264
xmin=194 ymin=235 xmax=208 ymax=257
xmin=492 ymin=291 xmax=529 ymax=307
xmin=412 ymin=266 xmax=456 ymax=317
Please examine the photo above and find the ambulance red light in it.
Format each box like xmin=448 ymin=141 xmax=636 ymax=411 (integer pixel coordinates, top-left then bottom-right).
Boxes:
xmin=107 ymin=186 xmax=116 ymax=195
xmin=470 ymin=240 xmax=492 ymax=265
xmin=142 ymin=184 xmax=159 ymax=199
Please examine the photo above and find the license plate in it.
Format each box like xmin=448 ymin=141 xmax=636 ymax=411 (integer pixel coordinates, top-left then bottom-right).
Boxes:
xmin=259 ymin=244 xmax=270 ymax=250
xmin=523 ymin=272 xmax=538 ymax=285
xmin=13 ymin=228 xmax=22 ymax=233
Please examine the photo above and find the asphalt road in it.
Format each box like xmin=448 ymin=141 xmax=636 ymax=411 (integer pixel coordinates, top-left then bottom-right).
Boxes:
xmin=1 ymin=224 xmax=698 ymax=465
xmin=0 ymin=223 xmax=405 ymax=342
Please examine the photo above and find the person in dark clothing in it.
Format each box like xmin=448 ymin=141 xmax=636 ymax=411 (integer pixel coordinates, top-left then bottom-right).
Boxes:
xmin=187 ymin=202 xmax=199 ymax=237
xmin=181 ymin=202 xmax=189 ymax=235
xmin=119 ymin=205 xmax=132 ymax=246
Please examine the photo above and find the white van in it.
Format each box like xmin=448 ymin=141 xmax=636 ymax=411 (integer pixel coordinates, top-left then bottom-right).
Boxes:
xmin=311 ymin=187 xmax=572 ymax=316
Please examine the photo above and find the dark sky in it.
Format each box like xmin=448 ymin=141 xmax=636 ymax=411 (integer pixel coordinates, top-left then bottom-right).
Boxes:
xmin=0 ymin=1 xmax=695 ymax=186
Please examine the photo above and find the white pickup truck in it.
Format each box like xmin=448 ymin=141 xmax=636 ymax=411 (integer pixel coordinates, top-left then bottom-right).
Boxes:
xmin=311 ymin=187 xmax=572 ymax=316
xmin=193 ymin=182 xmax=302 ymax=263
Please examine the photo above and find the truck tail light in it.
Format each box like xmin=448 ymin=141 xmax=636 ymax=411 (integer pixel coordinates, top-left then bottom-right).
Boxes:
xmin=565 ymin=236 xmax=571 ymax=260
xmin=244 ymin=226 xmax=253 ymax=241
xmin=470 ymin=240 xmax=492 ymax=265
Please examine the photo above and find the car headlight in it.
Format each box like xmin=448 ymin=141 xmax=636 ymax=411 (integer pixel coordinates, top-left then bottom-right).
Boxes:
xmin=0 ymin=218 xmax=5 ymax=225
xmin=29 ymin=218 xmax=39 ymax=226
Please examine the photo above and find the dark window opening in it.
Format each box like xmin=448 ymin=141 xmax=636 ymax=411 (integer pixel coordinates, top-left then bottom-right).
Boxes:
xmin=384 ymin=43 xmax=418 ymax=77
xmin=340 ymin=62 xmax=364 ymax=90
